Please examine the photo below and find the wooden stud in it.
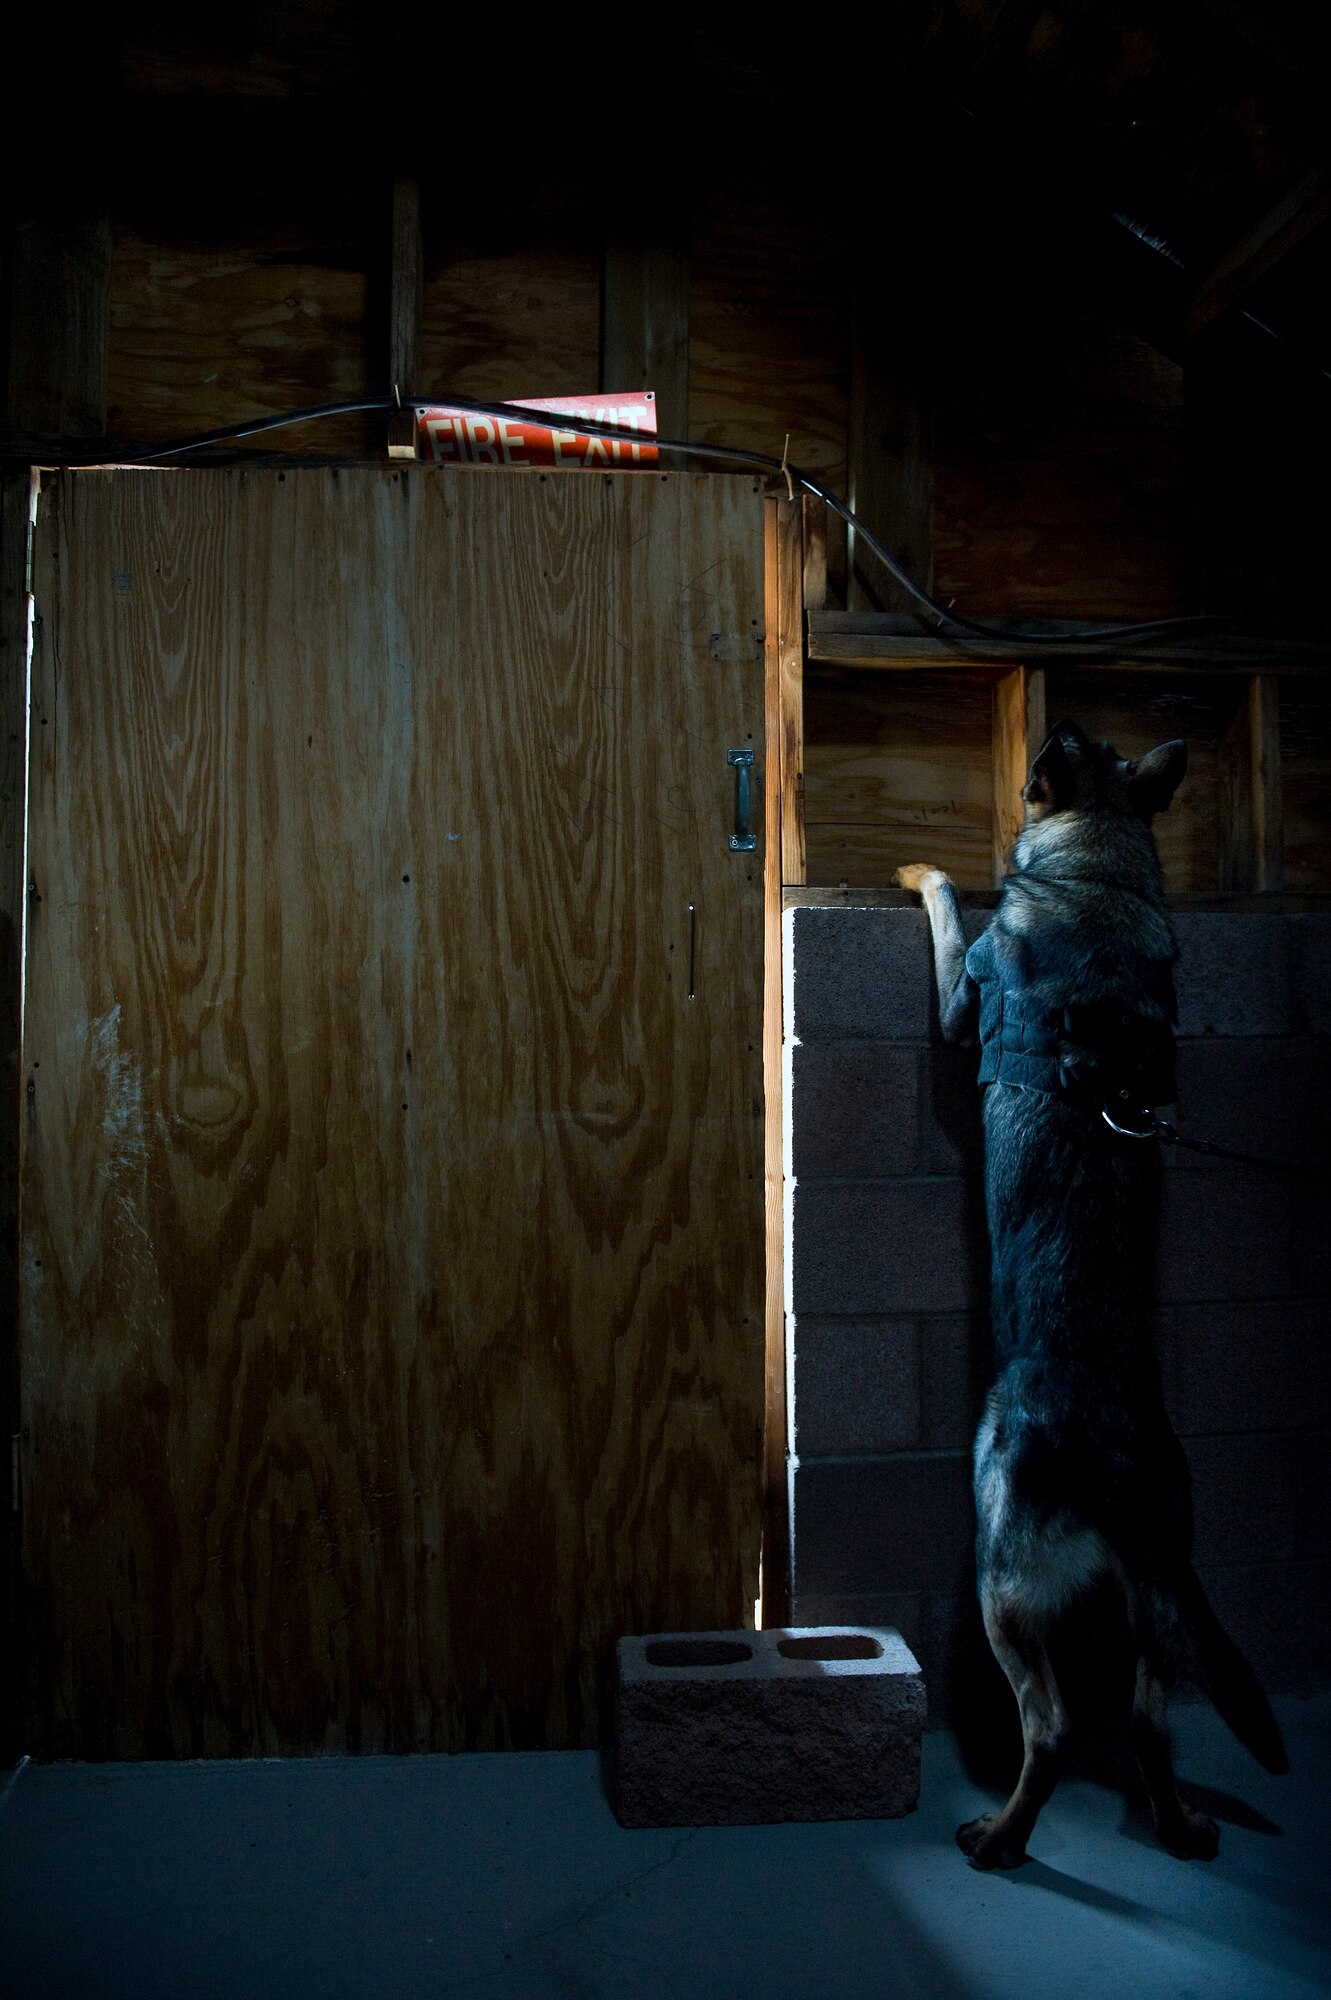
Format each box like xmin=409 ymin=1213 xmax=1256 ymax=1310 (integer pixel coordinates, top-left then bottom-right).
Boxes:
xmin=801 ymin=495 xmax=828 ymax=614
xmin=1248 ymin=675 xmax=1283 ymax=892
xmin=5 ymin=215 xmax=111 ymax=437
xmin=761 ymin=497 xmax=789 ymax=1628
xmin=599 ymin=234 xmax=689 ymax=445
xmin=775 ymin=496 xmax=806 ymax=888
xmin=0 ymin=468 xmax=35 ymax=1763
xmin=848 ymin=281 xmax=933 ymax=614
xmin=387 ymin=176 xmax=422 ymax=461
xmin=992 ymin=666 xmax=1045 ymax=881
xmin=1218 ymin=674 xmax=1283 ymax=892
xmin=762 ymin=494 xmax=805 ymax=1623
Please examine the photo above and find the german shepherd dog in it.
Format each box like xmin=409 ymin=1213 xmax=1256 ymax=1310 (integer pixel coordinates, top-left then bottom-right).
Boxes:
xmin=898 ymin=721 xmax=1288 ymax=1870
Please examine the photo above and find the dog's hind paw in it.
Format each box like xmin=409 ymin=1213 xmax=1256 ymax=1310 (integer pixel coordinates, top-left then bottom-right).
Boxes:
xmin=1156 ymin=1805 xmax=1220 ymax=1861
xmin=956 ymin=1813 xmax=1028 ymax=1870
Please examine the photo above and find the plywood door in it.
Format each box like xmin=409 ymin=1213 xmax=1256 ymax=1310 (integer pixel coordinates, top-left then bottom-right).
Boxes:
xmin=20 ymin=468 xmax=768 ymax=1758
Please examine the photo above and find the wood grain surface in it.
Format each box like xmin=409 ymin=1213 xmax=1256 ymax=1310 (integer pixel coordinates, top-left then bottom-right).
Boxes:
xmin=803 ymin=669 xmax=994 ymax=889
xmin=688 ymin=183 xmax=849 ymax=491
xmin=107 ymin=232 xmax=374 ymax=454
xmin=992 ymin=667 xmax=1046 ymax=883
xmin=420 ymin=243 xmax=600 ymax=408
xmin=21 ymin=468 xmax=768 ymax=1758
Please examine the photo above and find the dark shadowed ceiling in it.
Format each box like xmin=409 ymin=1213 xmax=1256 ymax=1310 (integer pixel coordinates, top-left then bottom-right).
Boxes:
xmin=9 ymin=3 xmax=1329 ymax=387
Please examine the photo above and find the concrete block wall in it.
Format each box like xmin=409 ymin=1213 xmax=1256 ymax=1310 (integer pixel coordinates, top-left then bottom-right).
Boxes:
xmin=785 ymin=905 xmax=1331 ymax=1720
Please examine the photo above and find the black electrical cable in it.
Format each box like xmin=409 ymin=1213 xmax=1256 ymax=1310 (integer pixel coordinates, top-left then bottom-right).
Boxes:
xmin=65 ymin=391 xmax=1219 ymax=655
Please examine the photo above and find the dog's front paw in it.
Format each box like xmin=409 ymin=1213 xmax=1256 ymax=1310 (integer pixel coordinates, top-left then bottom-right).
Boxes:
xmin=895 ymin=863 xmax=951 ymax=896
xmin=1156 ymin=1804 xmax=1220 ymax=1862
xmin=956 ymin=1813 xmax=1028 ymax=1870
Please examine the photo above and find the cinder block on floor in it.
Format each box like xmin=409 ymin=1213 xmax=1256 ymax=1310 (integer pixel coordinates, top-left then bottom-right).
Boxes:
xmin=614 ymin=1627 xmax=924 ymax=1828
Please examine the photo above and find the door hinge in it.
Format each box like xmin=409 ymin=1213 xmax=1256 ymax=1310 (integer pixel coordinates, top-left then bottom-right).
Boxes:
xmin=709 ymin=630 xmax=763 ymax=663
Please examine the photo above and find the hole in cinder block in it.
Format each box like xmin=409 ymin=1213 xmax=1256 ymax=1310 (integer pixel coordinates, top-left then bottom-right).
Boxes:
xmin=777 ymin=1634 xmax=884 ymax=1661
xmin=644 ymin=1640 xmax=754 ymax=1668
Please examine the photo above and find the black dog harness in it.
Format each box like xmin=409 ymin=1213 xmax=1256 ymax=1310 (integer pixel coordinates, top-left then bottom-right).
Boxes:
xmin=965 ymin=931 xmax=1177 ymax=1120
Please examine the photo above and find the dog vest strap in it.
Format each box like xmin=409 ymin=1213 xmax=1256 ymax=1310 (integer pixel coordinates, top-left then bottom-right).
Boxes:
xmin=965 ymin=933 xmax=1177 ymax=1109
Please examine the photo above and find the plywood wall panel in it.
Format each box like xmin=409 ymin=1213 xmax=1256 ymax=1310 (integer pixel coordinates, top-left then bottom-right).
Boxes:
xmin=803 ymin=669 xmax=994 ymax=888
xmin=421 ymin=245 xmax=600 ymax=403
xmin=107 ymin=233 xmax=373 ymax=453
xmin=21 ymin=468 xmax=768 ymax=1759
xmin=689 ymin=185 xmax=850 ymax=490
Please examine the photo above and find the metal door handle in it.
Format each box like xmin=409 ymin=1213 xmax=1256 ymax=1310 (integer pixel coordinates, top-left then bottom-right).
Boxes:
xmin=728 ymin=749 xmax=756 ymax=851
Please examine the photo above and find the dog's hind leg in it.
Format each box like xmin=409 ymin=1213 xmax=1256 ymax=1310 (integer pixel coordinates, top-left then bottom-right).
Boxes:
xmin=1126 ymin=1585 xmax=1220 ymax=1860
xmin=957 ymin=1590 xmax=1071 ymax=1869
xmin=1129 ymin=1659 xmax=1219 ymax=1860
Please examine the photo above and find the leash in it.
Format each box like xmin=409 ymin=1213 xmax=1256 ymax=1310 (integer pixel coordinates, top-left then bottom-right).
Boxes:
xmin=1101 ymin=1106 xmax=1331 ymax=1182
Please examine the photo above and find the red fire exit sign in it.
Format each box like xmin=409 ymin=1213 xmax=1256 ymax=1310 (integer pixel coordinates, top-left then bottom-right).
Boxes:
xmin=417 ymin=392 xmax=659 ymax=468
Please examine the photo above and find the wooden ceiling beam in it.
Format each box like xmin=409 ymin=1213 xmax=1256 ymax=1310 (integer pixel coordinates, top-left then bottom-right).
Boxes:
xmin=806 ymin=612 xmax=1330 ymax=675
xmin=1187 ymin=157 xmax=1331 ymax=338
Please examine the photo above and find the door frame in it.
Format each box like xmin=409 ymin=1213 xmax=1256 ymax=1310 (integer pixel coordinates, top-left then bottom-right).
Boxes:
xmin=1 ymin=469 xmax=37 ymax=1765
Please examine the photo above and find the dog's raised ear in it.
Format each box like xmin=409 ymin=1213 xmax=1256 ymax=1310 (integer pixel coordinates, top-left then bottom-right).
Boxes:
xmin=1129 ymin=738 xmax=1187 ymax=817
xmin=1023 ymin=721 xmax=1086 ymax=811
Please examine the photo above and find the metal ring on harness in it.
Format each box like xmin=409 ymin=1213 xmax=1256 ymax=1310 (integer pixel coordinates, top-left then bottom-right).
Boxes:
xmin=1101 ymin=1105 xmax=1157 ymax=1140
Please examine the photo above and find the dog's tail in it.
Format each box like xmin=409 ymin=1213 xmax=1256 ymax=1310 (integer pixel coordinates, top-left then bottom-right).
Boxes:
xmin=1178 ymin=1567 xmax=1289 ymax=1774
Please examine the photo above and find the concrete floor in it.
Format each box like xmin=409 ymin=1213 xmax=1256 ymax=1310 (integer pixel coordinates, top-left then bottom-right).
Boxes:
xmin=2 ymin=1695 xmax=1327 ymax=2000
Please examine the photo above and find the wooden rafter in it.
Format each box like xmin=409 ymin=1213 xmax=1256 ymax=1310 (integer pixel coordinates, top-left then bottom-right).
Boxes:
xmin=1187 ymin=158 xmax=1331 ymax=339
